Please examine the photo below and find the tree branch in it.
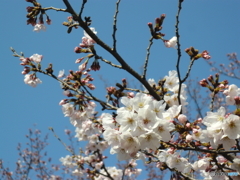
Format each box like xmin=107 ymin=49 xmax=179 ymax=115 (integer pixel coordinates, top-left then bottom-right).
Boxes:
xmin=142 ymin=36 xmax=154 ymax=80
xmin=79 ymin=0 xmax=87 ymax=17
xmin=63 ymin=5 xmax=161 ymax=101
xmin=175 ymin=0 xmax=183 ymax=106
xmin=43 ymin=7 xmax=67 ymax=12
xmin=99 ymin=57 xmax=122 ymax=69
xmin=112 ymin=0 xmax=121 ymax=51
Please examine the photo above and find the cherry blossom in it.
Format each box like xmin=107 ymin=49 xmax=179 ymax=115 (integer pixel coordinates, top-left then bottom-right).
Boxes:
xmin=164 ymin=36 xmax=177 ymax=48
xmin=24 ymin=74 xmax=42 ymax=87
xmin=33 ymin=23 xmax=46 ymax=32
xmin=29 ymin=54 xmax=43 ymax=63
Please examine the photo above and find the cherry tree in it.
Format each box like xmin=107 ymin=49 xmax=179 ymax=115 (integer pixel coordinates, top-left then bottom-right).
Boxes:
xmin=1 ymin=0 xmax=240 ymax=180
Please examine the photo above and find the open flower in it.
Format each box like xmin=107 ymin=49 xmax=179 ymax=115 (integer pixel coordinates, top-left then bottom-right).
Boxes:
xmin=164 ymin=36 xmax=177 ymax=48
xmin=29 ymin=54 xmax=43 ymax=63
xmin=24 ymin=74 xmax=42 ymax=87
xmin=58 ymin=69 xmax=65 ymax=78
xmin=33 ymin=24 xmax=46 ymax=32
xmin=80 ymin=27 xmax=97 ymax=47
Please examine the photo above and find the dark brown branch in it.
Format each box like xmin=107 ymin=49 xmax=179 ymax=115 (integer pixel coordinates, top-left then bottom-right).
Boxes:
xmin=61 ymin=1 xmax=161 ymax=101
xmin=112 ymin=0 xmax=121 ymax=51
xmin=142 ymin=37 xmax=154 ymax=80
xmin=79 ymin=0 xmax=87 ymax=17
xmin=175 ymin=0 xmax=183 ymax=106
xmin=62 ymin=0 xmax=78 ymax=18
xmin=99 ymin=57 xmax=122 ymax=69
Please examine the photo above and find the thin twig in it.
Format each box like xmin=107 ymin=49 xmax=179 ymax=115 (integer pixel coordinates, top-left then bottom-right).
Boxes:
xmin=142 ymin=37 xmax=154 ymax=79
xmin=36 ymin=69 xmax=118 ymax=110
xmin=48 ymin=127 xmax=75 ymax=155
xmin=210 ymin=91 xmax=216 ymax=112
xmin=124 ymin=87 xmax=147 ymax=94
xmin=43 ymin=7 xmax=67 ymax=12
xmin=11 ymin=48 xmax=118 ymax=110
xmin=99 ymin=57 xmax=122 ymax=69
xmin=96 ymin=150 xmax=114 ymax=180
xmin=79 ymin=0 xmax=87 ymax=17
xmin=61 ymin=1 xmax=161 ymax=101
xmin=186 ymin=82 xmax=204 ymax=119
xmin=121 ymin=165 xmax=127 ymax=180
xmin=181 ymin=59 xmax=195 ymax=83
xmin=112 ymin=0 xmax=121 ymax=51
xmin=175 ymin=0 xmax=183 ymax=106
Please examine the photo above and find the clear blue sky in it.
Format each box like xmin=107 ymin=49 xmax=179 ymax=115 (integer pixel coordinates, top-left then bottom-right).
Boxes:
xmin=1 ymin=0 xmax=240 ymax=179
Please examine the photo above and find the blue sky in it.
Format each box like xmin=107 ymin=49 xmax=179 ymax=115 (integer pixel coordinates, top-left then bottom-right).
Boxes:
xmin=1 ymin=0 xmax=240 ymax=179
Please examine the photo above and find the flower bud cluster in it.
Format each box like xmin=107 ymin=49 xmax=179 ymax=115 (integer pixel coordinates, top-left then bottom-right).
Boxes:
xmin=148 ymin=14 xmax=178 ymax=48
xmin=185 ymin=47 xmax=211 ymax=60
xmin=25 ymin=0 xmax=51 ymax=32
xmin=199 ymin=73 xmax=228 ymax=94
xmin=74 ymin=28 xmax=101 ymax=71
xmin=19 ymin=53 xmax=43 ymax=87
xmin=148 ymin=14 xmax=166 ymax=40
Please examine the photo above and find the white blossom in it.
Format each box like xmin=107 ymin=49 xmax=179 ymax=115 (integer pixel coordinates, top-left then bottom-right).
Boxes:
xmin=24 ymin=74 xmax=42 ymax=87
xmin=29 ymin=54 xmax=43 ymax=63
xmin=164 ymin=36 xmax=177 ymax=48
xmin=33 ymin=24 xmax=46 ymax=32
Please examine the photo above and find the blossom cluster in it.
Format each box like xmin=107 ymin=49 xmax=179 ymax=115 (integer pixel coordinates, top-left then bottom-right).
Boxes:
xmin=58 ymin=70 xmax=240 ymax=179
xmin=19 ymin=53 xmax=43 ymax=87
xmin=10 ymin=5 xmax=238 ymax=179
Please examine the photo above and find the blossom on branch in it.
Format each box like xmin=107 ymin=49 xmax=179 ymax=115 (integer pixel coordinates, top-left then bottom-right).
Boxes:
xmin=80 ymin=27 xmax=97 ymax=47
xmin=33 ymin=23 xmax=46 ymax=32
xmin=24 ymin=74 xmax=42 ymax=87
xmin=29 ymin=54 xmax=43 ymax=63
xmin=164 ymin=36 xmax=177 ymax=48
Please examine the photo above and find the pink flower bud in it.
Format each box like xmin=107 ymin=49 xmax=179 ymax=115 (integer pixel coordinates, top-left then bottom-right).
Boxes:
xmin=46 ymin=16 xmax=51 ymax=25
xmin=178 ymin=114 xmax=187 ymax=124
xmin=127 ymin=92 xmax=135 ymax=98
xmin=87 ymin=83 xmax=95 ymax=90
xmin=186 ymin=123 xmax=191 ymax=128
xmin=79 ymin=61 xmax=88 ymax=71
xmin=147 ymin=22 xmax=153 ymax=27
xmin=199 ymin=79 xmax=208 ymax=87
xmin=74 ymin=47 xmax=82 ymax=53
xmin=197 ymin=118 xmax=203 ymax=123
xmin=186 ymin=134 xmax=193 ymax=142
xmin=26 ymin=6 xmax=34 ymax=12
xmin=59 ymin=99 xmax=67 ymax=105
xmin=201 ymin=50 xmax=211 ymax=60
xmin=234 ymin=96 xmax=240 ymax=105
xmin=75 ymin=58 xmax=84 ymax=63
xmin=63 ymin=90 xmax=73 ymax=97
xmin=106 ymin=87 xmax=116 ymax=94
